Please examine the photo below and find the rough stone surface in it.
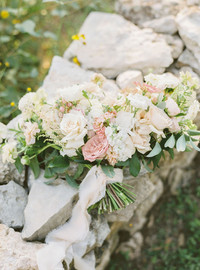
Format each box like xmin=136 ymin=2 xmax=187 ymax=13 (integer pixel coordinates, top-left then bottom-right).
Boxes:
xmin=0 ymin=224 xmax=44 ymax=270
xmin=176 ymin=7 xmax=200 ymax=70
xmin=0 ymin=155 xmax=25 ymax=186
xmin=22 ymin=172 xmax=78 ymax=241
xmin=177 ymin=49 xmax=200 ymax=75
xmin=115 ymin=0 xmax=193 ymax=26
xmin=116 ymin=70 xmax=143 ymax=89
xmin=64 ymin=12 xmax=173 ymax=78
xmin=0 ymin=181 xmax=27 ymax=229
xmin=42 ymin=56 xmax=95 ymax=98
xmin=162 ymin=34 xmax=184 ymax=59
xmin=142 ymin=15 xmax=177 ymax=35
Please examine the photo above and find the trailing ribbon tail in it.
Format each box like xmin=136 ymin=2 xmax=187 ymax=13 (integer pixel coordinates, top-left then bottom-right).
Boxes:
xmin=37 ymin=166 xmax=123 ymax=270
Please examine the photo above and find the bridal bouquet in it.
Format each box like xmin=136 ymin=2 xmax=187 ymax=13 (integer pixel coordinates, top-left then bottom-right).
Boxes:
xmin=1 ymin=72 xmax=200 ymax=214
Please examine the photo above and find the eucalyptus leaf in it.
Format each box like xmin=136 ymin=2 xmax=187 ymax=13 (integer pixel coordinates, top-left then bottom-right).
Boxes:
xmin=129 ymin=152 xmax=141 ymax=177
xmin=176 ymin=135 xmax=186 ymax=152
xmin=65 ymin=174 xmax=79 ymax=188
xmin=101 ymin=165 xmax=115 ymax=178
xmin=164 ymin=134 xmax=175 ymax=148
xmin=190 ymin=138 xmax=200 ymax=152
xmin=187 ymin=130 xmax=200 ymax=136
xmin=146 ymin=142 xmax=162 ymax=158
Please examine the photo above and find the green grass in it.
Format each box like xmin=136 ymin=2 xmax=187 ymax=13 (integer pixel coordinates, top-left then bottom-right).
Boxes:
xmin=107 ymin=160 xmax=200 ymax=270
xmin=0 ymin=0 xmax=115 ymax=123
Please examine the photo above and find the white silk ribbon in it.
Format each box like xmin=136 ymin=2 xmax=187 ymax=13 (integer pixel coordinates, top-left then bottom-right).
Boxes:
xmin=37 ymin=165 xmax=123 ymax=270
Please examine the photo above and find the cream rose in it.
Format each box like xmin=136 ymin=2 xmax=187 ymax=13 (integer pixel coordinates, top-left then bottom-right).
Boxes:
xmin=147 ymin=106 xmax=172 ymax=130
xmin=131 ymin=132 xmax=151 ymax=154
xmin=165 ymin=98 xmax=180 ymax=116
xmin=60 ymin=110 xmax=87 ymax=156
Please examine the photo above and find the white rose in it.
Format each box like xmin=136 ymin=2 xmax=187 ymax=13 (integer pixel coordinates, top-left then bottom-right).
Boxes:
xmin=144 ymin=73 xmax=180 ymax=90
xmin=127 ymin=93 xmax=152 ymax=110
xmin=0 ymin=122 xmax=7 ymax=143
xmin=1 ymin=139 xmax=18 ymax=163
xmin=60 ymin=110 xmax=87 ymax=156
xmin=115 ymin=111 xmax=135 ymax=133
xmin=186 ymin=100 xmax=200 ymax=120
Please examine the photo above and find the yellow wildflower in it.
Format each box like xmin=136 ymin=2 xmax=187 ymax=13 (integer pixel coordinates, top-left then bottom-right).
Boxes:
xmin=10 ymin=102 xmax=15 ymax=107
xmin=0 ymin=62 xmax=2 ymax=67
xmin=27 ymin=87 xmax=32 ymax=92
xmin=1 ymin=10 xmax=9 ymax=19
xmin=72 ymin=34 xmax=80 ymax=40
xmin=12 ymin=19 xmax=20 ymax=24
xmin=5 ymin=62 xmax=10 ymax=67
xmin=80 ymin=34 xmax=85 ymax=40
xmin=72 ymin=56 xmax=81 ymax=66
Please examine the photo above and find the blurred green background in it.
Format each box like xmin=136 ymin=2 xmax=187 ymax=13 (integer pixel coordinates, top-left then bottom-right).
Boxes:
xmin=0 ymin=0 xmax=114 ymax=124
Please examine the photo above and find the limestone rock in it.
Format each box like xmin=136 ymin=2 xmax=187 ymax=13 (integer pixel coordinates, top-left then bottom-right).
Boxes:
xmin=115 ymin=0 xmax=190 ymax=26
xmin=177 ymin=49 xmax=200 ymax=75
xmin=0 ymin=224 xmax=44 ymax=270
xmin=176 ymin=7 xmax=200 ymax=71
xmin=64 ymin=12 xmax=173 ymax=78
xmin=162 ymin=34 xmax=184 ymax=59
xmin=42 ymin=56 xmax=95 ymax=98
xmin=0 ymin=155 xmax=25 ymax=186
xmin=142 ymin=16 xmax=177 ymax=35
xmin=116 ymin=70 xmax=143 ymax=89
xmin=0 ymin=181 xmax=27 ymax=229
xmin=22 ymin=173 xmax=78 ymax=241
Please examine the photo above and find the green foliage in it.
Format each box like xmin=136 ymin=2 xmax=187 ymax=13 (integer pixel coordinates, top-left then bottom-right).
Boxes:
xmin=129 ymin=152 xmax=141 ymax=177
xmin=0 ymin=0 xmax=115 ymax=123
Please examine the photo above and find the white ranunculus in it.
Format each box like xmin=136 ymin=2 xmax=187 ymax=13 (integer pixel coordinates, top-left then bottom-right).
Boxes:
xmin=115 ymin=111 xmax=135 ymax=133
xmin=0 ymin=122 xmax=7 ymax=143
xmin=127 ymin=93 xmax=152 ymax=110
xmin=2 ymin=139 xmax=18 ymax=163
xmin=60 ymin=110 xmax=87 ymax=156
xmin=186 ymin=100 xmax=200 ymax=120
xmin=144 ymin=73 xmax=180 ymax=90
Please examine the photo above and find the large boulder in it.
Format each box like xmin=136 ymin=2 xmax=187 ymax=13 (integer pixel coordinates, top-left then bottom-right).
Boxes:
xmin=64 ymin=12 xmax=173 ymax=78
xmin=176 ymin=7 xmax=200 ymax=74
xmin=0 ymin=181 xmax=27 ymax=229
xmin=0 ymin=224 xmax=44 ymax=270
xmin=22 ymin=173 xmax=78 ymax=241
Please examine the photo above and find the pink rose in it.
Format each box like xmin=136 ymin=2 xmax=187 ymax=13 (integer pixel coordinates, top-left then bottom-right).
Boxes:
xmin=82 ymin=135 xmax=109 ymax=162
xmin=165 ymin=98 xmax=180 ymax=116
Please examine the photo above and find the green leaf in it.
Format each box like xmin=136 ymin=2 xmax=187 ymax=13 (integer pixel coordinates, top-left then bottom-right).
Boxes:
xmin=73 ymin=164 xmax=84 ymax=179
xmin=101 ymin=165 xmax=115 ymax=178
xmin=48 ymin=156 xmax=69 ymax=168
xmin=187 ymin=130 xmax=200 ymax=136
xmin=142 ymin=159 xmax=153 ymax=173
xmin=190 ymin=138 xmax=200 ymax=152
xmin=29 ymin=157 xmax=40 ymax=179
xmin=152 ymin=152 xmax=162 ymax=169
xmin=146 ymin=142 xmax=162 ymax=158
xmin=15 ymin=157 xmax=24 ymax=174
xmin=167 ymin=148 xmax=174 ymax=159
xmin=44 ymin=167 xmax=54 ymax=178
xmin=164 ymin=134 xmax=175 ymax=148
xmin=129 ymin=152 xmax=141 ymax=177
xmin=176 ymin=135 xmax=186 ymax=152
xmin=65 ymin=174 xmax=79 ymax=188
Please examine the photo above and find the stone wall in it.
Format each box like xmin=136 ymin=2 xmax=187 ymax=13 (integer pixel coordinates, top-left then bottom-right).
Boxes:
xmin=0 ymin=1 xmax=200 ymax=269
